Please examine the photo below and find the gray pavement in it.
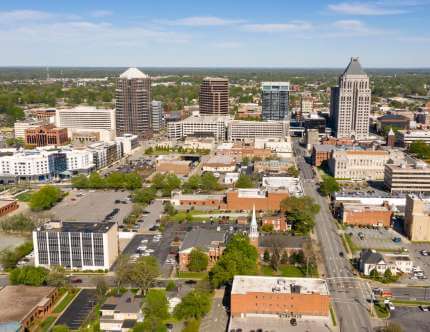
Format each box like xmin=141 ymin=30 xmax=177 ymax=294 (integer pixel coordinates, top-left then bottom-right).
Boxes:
xmin=294 ymin=140 xmax=374 ymax=332
xmin=389 ymin=306 xmax=430 ymax=332
xmin=347 ymin=227 xmax=405 ymax=252
xmin=200 ymin=290 xmax=229 ymax=332
xmin=140 ymin=199 xmax=164 ymax=231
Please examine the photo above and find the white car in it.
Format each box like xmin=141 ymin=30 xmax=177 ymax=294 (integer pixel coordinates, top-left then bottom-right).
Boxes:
xmin=387 ymin=303 xmax=395 ymax=311
xmin=146 ymin=249 xmax=155 ymax=253
xmin=141 ymin=239 xmax=148 ymax=243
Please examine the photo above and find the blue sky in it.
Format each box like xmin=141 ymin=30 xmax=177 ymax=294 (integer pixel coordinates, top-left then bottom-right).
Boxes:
xmin=0 ymin=0 xmax=429 ymax=67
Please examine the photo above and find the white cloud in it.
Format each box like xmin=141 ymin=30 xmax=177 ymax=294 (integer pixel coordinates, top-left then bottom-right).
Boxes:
xmin=0 ymin=10 xmax=53 ymax=22
xmin=328 ymin=2 xmax=408 ymax=15
xmin=242 ymin=21 xmax=313 ymax=32
xmin=91 ymin=10 xmax=113 ymax=18
xmin=333 ymin=19 xmax=366 ymax=30
xmin=328 ymin=19 xmax=388 ymax=37
xmin=165 ymin=16 xmax=243 ymax=27
xmin=210 ymin=41 xmax=242 ymax=49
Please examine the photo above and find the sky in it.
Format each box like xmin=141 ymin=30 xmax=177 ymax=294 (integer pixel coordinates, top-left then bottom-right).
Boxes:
xmin=0 ymin=0 xmax=429 ymax=68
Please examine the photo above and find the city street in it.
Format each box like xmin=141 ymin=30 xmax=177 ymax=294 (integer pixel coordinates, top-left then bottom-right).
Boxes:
xmin=294 ymin=141 xmax=374 ymax=332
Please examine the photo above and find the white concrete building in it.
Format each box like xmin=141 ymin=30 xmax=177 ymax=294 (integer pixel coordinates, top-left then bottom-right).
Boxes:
xmin=115 ymin=134 xmax=139 ymax=155
xmin=261 ymin=176 xmax=303 ymax=196
xmin=33 ymin=221 xmax=118 ymax=271
xmin=151 ymin=100 xmax=164 ymax=132
xmin=397 ymin=130 xmax=430 ymax=146
xmin=254 ymin=138 xmax=293 ymax=158
xmin=55 ymin=106 xmax=116 ymax=141
xmin=63 ymin=149 xmax=95 ymax=174
xmin=228 ymin=120 xmax=289 ymax=141
xmin=167 ymin=114 xmax=231 ymax=141
xmin=14 ymin=119 xmax=43 ymax=139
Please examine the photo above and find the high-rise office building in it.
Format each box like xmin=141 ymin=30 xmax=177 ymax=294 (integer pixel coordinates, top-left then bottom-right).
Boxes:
xmin=261 ymin=82 xmax=290 ymax=121
xmin=115 ymin=67 xmax=152 ymax=138
xmin=330 ymin=57 xmax=371 ymax=139
xmin=151 ymin=100 xmax=165 ymax=132
xmin=199 ymin=77 xmax=229 ymax=115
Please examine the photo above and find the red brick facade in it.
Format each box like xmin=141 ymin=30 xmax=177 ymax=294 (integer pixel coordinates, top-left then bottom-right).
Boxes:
xmin=341 ymin=204 xmax=392 ymax=227
xmin=226 ymin=191 xmax=289 ymax=211
xmin=25 ymin=125 xmax=68 ymax=147
xmin=0 ymin=200 xmax=19 ymax=217
xmin=262 ymin=215 xmax=288 ymax=232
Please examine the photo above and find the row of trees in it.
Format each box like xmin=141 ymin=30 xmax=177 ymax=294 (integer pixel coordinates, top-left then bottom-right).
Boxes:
xmin=182 ymin=173 xmax=221 ymax=192
xmin=409 ymin=140 xmax=430 ymax=160
xmin=72 ymin=172 xmax=142 ymax=190
xmin=145 ymin=145 xmax=210 ymax=156
xmin=0 ymin=241 xmax=33 ymax=270
xmin=280 ymin=196 xmax=320 ymax=235
xmin=8 ymin=265 xmax=67 ymax=287
xmin=29 ymin=185 xmax=65 ymax=211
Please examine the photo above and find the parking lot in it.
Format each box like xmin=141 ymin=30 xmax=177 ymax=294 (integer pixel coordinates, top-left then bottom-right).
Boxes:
xmin=51 ymin=189 xmax=133 ymax=224
xmin=389 ymin=306 xmax=430 ymax=332
xmin=404 ymin=242 xmax=430 ymax=284
xmin=347 ymin=227 xmax=407 ymax=252
xmin=55 ymin=289 xmax=97 ymax=330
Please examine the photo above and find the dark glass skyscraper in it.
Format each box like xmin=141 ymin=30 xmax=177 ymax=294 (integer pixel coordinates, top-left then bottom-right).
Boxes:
xmin=261 ymin=82 xmax=290 ymax=121
xmin=199 ymin=77 xmax=229 ymax=115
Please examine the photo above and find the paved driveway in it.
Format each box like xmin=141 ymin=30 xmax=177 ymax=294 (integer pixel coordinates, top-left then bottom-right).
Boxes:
xmin=200 ymin=290 xmax=228 ymax=332
xmin=140 ymin=199 xmax=164 ymax=231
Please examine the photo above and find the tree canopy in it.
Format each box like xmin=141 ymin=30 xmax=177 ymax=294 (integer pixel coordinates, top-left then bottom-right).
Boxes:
xmin=280 ymin=196 xmax=320 ymax=235
xmin=409 ymin=140 xmax=430 ymax=159
xmin=142 ymin=289 xmax=170 ymax=332
xmin=72 ymin=172 xmax=142 ymax=190
xmin=9 ymin=266 xmax=49 ymax=286
xmin=29 ymin=185 xmax=65 ymax=211
xmin=235 ymin=174 xmax=254 ymax=188
xmin=319 ymin=175 xmax=340 ymax=196
xmin=174 ymin=290 xmax=211 ymax=321
xmin=188 ymin=248 xmax=209 ymax=272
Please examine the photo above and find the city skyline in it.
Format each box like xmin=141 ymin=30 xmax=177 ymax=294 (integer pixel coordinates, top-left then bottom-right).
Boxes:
xmin=0 ymin=0 xmax=429 ymax=68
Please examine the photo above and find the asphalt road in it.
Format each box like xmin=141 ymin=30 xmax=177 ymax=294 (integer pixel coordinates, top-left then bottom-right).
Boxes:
xmin=389 ymin=286 xmax=430 ymax=300
xmin=293 ymin=141 xmax=373 ymax=332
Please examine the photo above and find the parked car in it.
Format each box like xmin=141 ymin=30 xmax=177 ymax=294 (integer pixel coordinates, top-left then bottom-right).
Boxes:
xmin=70 ymin=278 xmax=82 ymax=284
xmin=393 ymin=237 xmax=401 ymax=243
xmin=419 ymin=305 xmax=430 ymax=312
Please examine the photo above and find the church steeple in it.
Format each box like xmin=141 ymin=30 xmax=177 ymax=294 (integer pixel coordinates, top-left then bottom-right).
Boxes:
xmin=249 ymin=205 xmax=259 ymax=245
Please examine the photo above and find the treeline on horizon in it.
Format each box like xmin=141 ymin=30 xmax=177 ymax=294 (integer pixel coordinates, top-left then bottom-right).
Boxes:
xmin=1 ymin=66 xmax=430 ymax=81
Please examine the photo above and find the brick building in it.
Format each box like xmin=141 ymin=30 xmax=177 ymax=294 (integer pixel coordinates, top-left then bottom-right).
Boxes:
xmin=171 ymin=191 xmax=225 ymax=209
xmin=178 ymin=228 xmax=227 ymax=271
xmin=340 ymin=202 xmax=392 ymax=227
xmin=0 ymin=200 xmax=19 ymax=217
xmin=262 ymin=214 xmax=288 ymax=232
xmin=226 ymin=188 xmax=289 ymax=211
xmin=155 ymin=157 xmax=192 ymax=176
xmin=311 ymin=144 xmax=335 ymax=166
xmin=229 ymin=276 xmax=330 ymax=331
xmin=24 ymin=125 xmax=68 ymax=147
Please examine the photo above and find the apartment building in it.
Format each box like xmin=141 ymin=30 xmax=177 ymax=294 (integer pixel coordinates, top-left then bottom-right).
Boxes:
xmin=228 ymin=120 xmax=289 ymax=141
xmin=261 ymin=82 xmax=290 ymax=121
xmin=33 ymin=221 xmax=118 ymax=271
xmin=115 ymin=134 xmax=139 ymax=155
xmin=328 ymin=149 xmax=389 ymax=180
xmin=167 ymin=114 xmax=230 ymax=141
xmin=229 ymin=276 xmax=330 ymax=331
xmin=384 ymin=160 xmax=430 ymax=193
xmin=199 ymin=77 xmax=229 ymax=115
xmin=63 ymin=149 xmax=95 ymax=174
xmin=405 ymin=194 xmax=430 ymax=241
xmin=14 ymin=119 xmax=43 ymax=139
xmin=88 ymin=141 xmax=122 ymax=169
xmin=24 ymin=125 xmax=69 ymax=147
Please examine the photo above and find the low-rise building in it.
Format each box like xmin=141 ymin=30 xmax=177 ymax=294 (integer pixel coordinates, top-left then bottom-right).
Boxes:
xmin=179 ymin=228 xmax=227 ymax=271
xmin=115 ymin=134 xmax=139 ymax=155
xmin=228 ymin=120 xmax=289 ymax=141
xmin=33 ymin=221 xmax=118 ymax=271
xmin=14 ymin=119 xmax=43 ymax=139
xmin=254 ymin=159 xmax=295 ymax=174
xmin=155 ymin=156 xmax=192 ymax=176
xmin=100 ymin=291 xmax=143 ymax=332
xmin=171 ymin=191 xmax=225 ymax=209
xmin=340 ymin=202 xmax=392 ymax=227
xmin=311 ymin=144 xmax=335 ymax=167
xmin=359 ymin=249 xmax=412 ymax=275
xmin=183 ymin=137 xmax=215 ymax=151
xmin=167 ymin=114 xmax=230 ymax=141
xmin=262 ymin=215 xmax=289 ymax=232
xmin=328 ymin=148 xmax=389 ymax=180
xmin=384 ymin=159 xmax=430 ymax=193
xmin=237 ymin=103 xmax=261 ymax=119
xmin=224 ymin=172 xmax=239 ymax=185
xmin=377 ymin=113 xmax=410 ymax=132
xmin=261 ymin=176 xmax=303 ymax=196
xmin=226 ymin=188 xmax=289 ymax=211
xmin=397 ymin=130 xmax=430 ymax=146
xmin=24 ymin=125 xmax=69 ymax=147
xmin=229 ymin=275 xmax=330 ymax=331
xmin=202 ymin=155 xmax=236 ymax=173
xmin=0 ymin=286 xmax=59 ymax=332
xmin=254 ymin=138 xmax=293 ymax=158
xmin=215 ymin=142 xmax=273 ymax=160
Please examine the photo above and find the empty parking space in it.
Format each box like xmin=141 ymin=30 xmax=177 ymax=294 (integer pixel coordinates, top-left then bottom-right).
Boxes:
xmin=389 ymin=306 xmax=430 ymax=332
xmin=55 ymin=289 xmax=97 ymax=330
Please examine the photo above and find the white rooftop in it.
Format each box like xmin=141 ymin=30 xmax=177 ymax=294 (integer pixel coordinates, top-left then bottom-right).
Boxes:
xmin=231 ymin=275 xmax=329 ymax=296
xmin=120 ymin=67 xmax=149 ymax=79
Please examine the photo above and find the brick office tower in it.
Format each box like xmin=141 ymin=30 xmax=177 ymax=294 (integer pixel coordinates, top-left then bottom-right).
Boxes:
xmin=116 ymin=67 xmax=152 ymax=139
xmin=199 ymin=77 xmax=229 ymax=115
xmin=330 ymin=57 xmax=371 ymax=140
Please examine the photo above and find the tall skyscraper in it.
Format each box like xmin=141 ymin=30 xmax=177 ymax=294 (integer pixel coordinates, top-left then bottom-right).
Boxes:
xmin=261 ymin=82 xmax=290 ymax=121
xmin=115 ymin=67 xmax=151 ymax=138
xmin=330 ymin=57 xmax=371 ymax=139
xmin=199 ymin=77 xmax=229 ymax=115
xmin=151 ymin=100 xmax=165 ymax=132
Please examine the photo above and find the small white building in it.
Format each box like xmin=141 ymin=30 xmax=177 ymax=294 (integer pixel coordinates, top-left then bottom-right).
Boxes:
xmin=116 ymin=134 xmax=139 ymax=155
xmin=224 ymin=172 xmax=239 ymax=185
xmin=261 ymin=176 xmax=303 ymax=196
xmin=359 ymin=249 xmax=413 ymax=276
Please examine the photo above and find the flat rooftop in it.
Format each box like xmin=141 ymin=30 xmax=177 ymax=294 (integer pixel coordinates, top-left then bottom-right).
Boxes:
xmin=229 ymin=316 xmax=331 ymax=332
xmin=204 ymin=155 xmax=236 ymax=165
xmin=40 ymin=221 xmax=116 ymax=233
xmin=342 ymin=203 xmax=390 ymax=212
xmin=0 ymin=286 xmax=56 ymax=323
xmin=232 ymin=275 xmax=329 ymax=296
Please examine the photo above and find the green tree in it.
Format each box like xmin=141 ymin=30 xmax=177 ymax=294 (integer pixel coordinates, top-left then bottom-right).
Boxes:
xmin=165 ymin=280 xmax=177 ymax=292
xmin=370 ymin=268 xmax=379 ymax=278
xmin=47 ymin=266 xmax=66 ymax=287
xmin=151 ymin=173 xmax=166 ymax=190
xmin=319 ymin=175 xmax=340 ymax=196
xmin=263 ymin=249 xmax=270 ymax=262
xmin=142 ymin=289 xmax=169 ymax=331
xmin=133 ymin=187 xmax=157 ymax=204
xmin=280 ymin=196 xmax=320 ymax=235
xmin=29 ymin=185 xmax=64 ymax=211
xmin=0 ymin=249 xmax=18 ymax=270
xmin=163 ymin=201 xmax=177 ymax=216
xmin=88 ymin=172 xmax=106 ymax=188
xmin=235 ymin=174 xmax=254 ymax=188
xmin=131 ymin=256 xmax=160 ymax=295
xmin=9 ymin=266 xmax=49 ymax=286
xmin=95 ymin=277 xmax=108 ymax=303
xmin=161 ymin=174 xmax=182 ymax=196
xmin=71 ymin=174 xmax=89 ymax=188
xmin=261 ymin=224 xmax=274 ymax=233
xmin=114 ymin=255 xmax=132 ymax=291
xmin=409 ymin=140 xmax=430 ymax=159
xmin=181 ymin=320 xmax=200 ymax=332
xmin=52 ymin=325 xmax=70 ymax=332
xmin=209 ymin=234 xmax=258 ymax=288
xmin=188 ymin=249 xmax=209 ymax=272
xmin=287 ymin=166 xmax=300 ymax=177
xmin=183 ymin=175 xmax=201 ymax=191
xmin=174 ymin=290 xmax=211 ymax=321
xmin=200 ymin=172 xmax=220 ymax=191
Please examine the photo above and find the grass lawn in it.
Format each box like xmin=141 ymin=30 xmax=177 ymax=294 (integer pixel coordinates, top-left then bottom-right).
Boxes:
xmin=39 ymin=316 xmax=56 ymax=332
xmin=16 ymin=191 xmax=32 ymax=202
xmin=53 ymin=289 xmax=79 ymax=314
xmin=392 ymin=299 xmax=430 ymax=306
xmin=374 ymin=303 xmax=390 ymax=319
xmin=177 ymin=271 xmax=208 ymax=279
xmin=343 ymin=233 xmax=359 ymax=254
xmin=259 ymin=264 xmax=318 ymax=278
